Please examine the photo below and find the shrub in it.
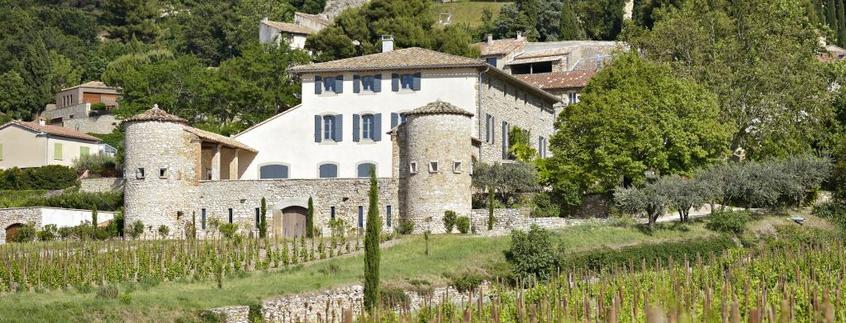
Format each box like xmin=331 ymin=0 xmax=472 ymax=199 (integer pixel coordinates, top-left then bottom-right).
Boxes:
xmin=456 ymin=216 xmax=470 ymax=234
xmin=504 ymin=225 xmax=557 ymax=281
xmin=395 ymin=218 xmax=414 ymax=235
xmin=158 ymin=225 xmax=170 ymax=239
xmin=812 ymin=201 xmax=846 ymax=229
xmin=530 ymin=192 xmax=561 ymax=218
xmin=380 ymin=285 xmax=411 ymax=310
xmin=73 ymin=154 xmax=120 ymax=177
xmin=96 ymin=285 xmax=120 ymax=299
xmin=0 ymin=166 xmax=79 ymax=190
xmin=706 ymin=210 xmax=751 ymax=234
xmin=472 ymin=161 xmax=539 ymax=206
xmin=219 ymin=223 xmax=238 ymax=239
xmin=37 ymin=224 xmax=58 ymax=241
xmin=444 ymin=270 xmax=485 ymax=293
xmin=128 ymin=220 xmax=144 ymax=239
xmin=443 ymin=211 xmax=457 ymax=233
xmin=559 ymin=235 xmax=736 ymax=272
xmin=6 ymin=223 xmax=37 ymax=243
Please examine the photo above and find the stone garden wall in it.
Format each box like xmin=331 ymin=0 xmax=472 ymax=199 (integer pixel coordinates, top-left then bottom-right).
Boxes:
xmin=198 ymin=178 xmax=398 ymax=238
xmin=79 ymin=177 xmax=124 ymax=193
xmin=204 ymin=306 xmax=250 ymax=323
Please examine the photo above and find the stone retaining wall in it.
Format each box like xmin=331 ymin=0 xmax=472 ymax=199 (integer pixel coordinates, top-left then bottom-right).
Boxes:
xmin=469 ymin=208 xmax=607 ymax=236
xmin=204 ymin=306 xmax=250 ymax=323
xmin=80 ymin=177 xmax=124 ymax=193
xmin=261 ymin=283 xmax=488 ymax=322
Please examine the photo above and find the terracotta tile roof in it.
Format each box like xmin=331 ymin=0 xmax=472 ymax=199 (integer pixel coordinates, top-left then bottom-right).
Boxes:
xmin=516 ymin=70 xmax=597 ymax=90
xmin=262 ymin=19 xmax=316 ymax=35
xmin=183 ymin=126 xmax=257 ymax=153
xmin=123 ymin=106 xmax=188 ymax=124
xmin=402 ymin=101 xmax=474 ymax=117
xmin=2 ymin=121 xmax=101 ymax=142
xmin=477 ymin=39 xmax=526 ymax=56
xmin=61 ymin=81 xmax=116 ymax=92
xmin=289 ymin=47 xmax=486 ymax=73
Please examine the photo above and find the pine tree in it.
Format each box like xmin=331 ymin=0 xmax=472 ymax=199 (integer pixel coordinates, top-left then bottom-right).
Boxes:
xmin=259 ymin=197 xmax=268 ymax=239
xmin=363 ymin=167 xmax=381 ymax=312
xmin=306 ymin=197 xmax=314 ymax=238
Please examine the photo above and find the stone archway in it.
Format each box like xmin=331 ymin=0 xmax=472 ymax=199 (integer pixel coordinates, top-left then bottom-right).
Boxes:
xmin=4 ymin=223 xmax=24 ymax=243
xmin=274 ymin=206 xmax=307 ymax=238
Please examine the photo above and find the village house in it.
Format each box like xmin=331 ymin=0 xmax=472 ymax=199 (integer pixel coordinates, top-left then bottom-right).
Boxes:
xmin=121 ymin=40 xmax=560 ymax=239
xmin=259 ymin=12 xmax=332 ymax=50
xmin=0 ymin=120 xmax=113 ymax=170
xmin=41 ymin=81 xmax=121 ymax=135
xmin=477 ymin=34 xmax=625 ymax=105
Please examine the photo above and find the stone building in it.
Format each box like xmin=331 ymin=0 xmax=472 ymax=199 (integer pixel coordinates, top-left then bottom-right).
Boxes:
xmin=42 ymin=81 xmax=121 ymax=134
xmin=123 ymin=44 xmax=560 ymax=237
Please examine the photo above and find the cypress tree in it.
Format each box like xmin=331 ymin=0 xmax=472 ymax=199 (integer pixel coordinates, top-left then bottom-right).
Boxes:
xmin=306 ymin=197 xmax=314 ymax=238
xmin=363 ymin=167 xmax=381 ymax=312
xmin=560 ymin=0 xmax=586 ymax=40
xmin=91 ymin=206 xmax=98 ymax=228
xmin=488 ymin=185 xmax=495 ymax=231
xmin=259 ymin=197 xmax=268 ymax=239
xmin=837 ymin=0 xmax=846 ymax=46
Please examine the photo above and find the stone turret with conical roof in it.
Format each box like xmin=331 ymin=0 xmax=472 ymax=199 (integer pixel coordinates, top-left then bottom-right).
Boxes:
xmin=396 ymin=101 xmax=474 ymax=233
xmin=123 ymin=105 xmax=199 ymax=238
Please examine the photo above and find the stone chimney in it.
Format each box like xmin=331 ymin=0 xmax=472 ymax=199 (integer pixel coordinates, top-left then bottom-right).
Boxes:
xmin=382 ymin=35 xmax=394 ymax=53
xmin=516 ymin=31 xmax=523 ymax=40
xmin=486 ymin=34 xmax=494 ymax=44
xmin=38 ymin=118 xmax=46 ymax=126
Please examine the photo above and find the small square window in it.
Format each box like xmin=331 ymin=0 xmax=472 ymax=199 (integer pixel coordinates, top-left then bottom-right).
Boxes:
xmin=159 ymin=168 xmax=168 ymax=179
xmin=453 ymin=161 xmax=462 ymax=173
xmin=409 ymin=162 xmax=418 ymax=174
xmin=136 ymin=168 xmax=145 ymax=179
xmin=429 ymin=161 xmax=439 ymax=173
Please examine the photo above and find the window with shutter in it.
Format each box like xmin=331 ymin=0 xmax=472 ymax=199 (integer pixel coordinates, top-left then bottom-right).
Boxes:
xmin=314 ymin=115 xmax=322 ymax=142
xmin=390 ymin=113 xmax=399 ymax=129
xmin=362 ymin=114 xmax=373 ymax=140
xmin=314 ymin=76 xmax=322 ymax=94
xmin=80 ymin=146 xmax=90 ymax=156
xmin=334 ymin=75 xmax=343 ymax=93
xmin=322 ymin=115 xmax=334 ymax=141
xmin=372 ymin=113 xmax=382 ymax=141
xmin=353 ymin=75 xmax=361 ymax=93
xmin=54 ymin=143 xmax=63 ymax=160
xmin=357 ymin=163 xmax=376 ymax=177
xmin=391 ymin=74 xmax=400 ymax=91
xmin=352 ymin=114 xmax=361 ymax=142
xmin=333 ymin=114 xmax=343 ymax=141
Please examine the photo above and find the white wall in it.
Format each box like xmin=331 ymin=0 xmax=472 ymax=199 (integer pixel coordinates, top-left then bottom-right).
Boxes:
xmin=40 ymin=208 xmax=115 ymax=228
xmin=236 ymin=68 xmax=480 ymax=179
xmin=47 ymin=136 xmax=102 ymax=168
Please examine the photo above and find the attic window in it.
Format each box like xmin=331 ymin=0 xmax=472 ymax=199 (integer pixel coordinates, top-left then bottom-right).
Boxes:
xmin=429 ymin=161 xmax=439 ymax=173
xmin=159 ymin=168 xmax=168 ymax=179
xmin=136 ymin=168 xmax=145 ymax=179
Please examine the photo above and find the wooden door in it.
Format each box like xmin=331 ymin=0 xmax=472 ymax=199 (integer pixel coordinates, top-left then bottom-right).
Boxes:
xmin=281 ymin=206 xmax=307 ymax=238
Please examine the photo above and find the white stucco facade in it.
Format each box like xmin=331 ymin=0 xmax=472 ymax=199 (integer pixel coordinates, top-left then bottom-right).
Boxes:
xmin=236 ymin=68 xmax=481 ymax=180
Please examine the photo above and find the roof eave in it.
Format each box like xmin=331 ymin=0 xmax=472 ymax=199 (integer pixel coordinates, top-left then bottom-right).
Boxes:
xmin=288 ymin=63 xmax=486 ymax=74
xmin=484 ymin=68 xmax=561 ymax=104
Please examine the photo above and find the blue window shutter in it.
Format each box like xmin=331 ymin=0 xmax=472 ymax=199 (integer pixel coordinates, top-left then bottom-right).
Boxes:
xmin=314 ymin=115 xmax=322 ymax=142
xmin=352 ymin=114 xmax=360 ymax=142
xmin=373 ymin=113 xmax=382 ymax=142
xmin=412 ymin=72 xmax=421 ymax=91
xmin=373 ymin=74 xmax=382 ymax=92
xmin=314 ymin=76 xmax=322 ymax=94
xmin=335 ymin=75 xmax=343 ymax=93
xmin=391 ymin=74 xmax=399 ymax=91
xmin=391 ymin=112 xmax=399 ymax=128
xmin=334 ymin=114 xmax=343 ymax=142
xmin=353 ymin=75 xmax=360 ymax=93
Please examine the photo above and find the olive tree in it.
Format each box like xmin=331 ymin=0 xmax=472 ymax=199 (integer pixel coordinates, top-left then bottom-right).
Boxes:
xmin=662 ymin=175 xmax=708 ymax=222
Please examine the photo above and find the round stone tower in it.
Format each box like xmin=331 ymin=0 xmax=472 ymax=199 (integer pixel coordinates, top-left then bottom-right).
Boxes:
xmin=398 ymin=101 xmax=473 ymax=233
xmin=123 ymin=105 xmax=200 ymax=238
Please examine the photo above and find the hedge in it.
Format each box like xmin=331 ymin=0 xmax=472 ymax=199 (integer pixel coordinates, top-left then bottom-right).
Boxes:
xmin=0 ymin=190 xmax=123 ymax=211
xmin=0 ymin=166 xmax=78 ymax=190
xmin=559 ymin=235 xmax=737 ymax=271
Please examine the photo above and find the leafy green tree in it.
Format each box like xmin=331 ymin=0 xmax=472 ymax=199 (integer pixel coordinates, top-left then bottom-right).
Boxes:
xmin=0 ymin=71 xmax=30 ymax=119
xmin=508 ymin=126 xmax=537 ymax=162
xmin=306 ymin=197 xmax=314 ymax=238
xmin=102 ymin=0 xmax=160 ymax=42
xmin=306 ymin=0 xmax=476 ymax=61
xmin=363 ymin=167 xmax=381 ymax=312
xmin=544 ymin=53 xmax=731 ymax=210
xmin=559 ymin=0 xmax=586 ymax=40
xmin=630 ymin=0 xmax=831 ymax=159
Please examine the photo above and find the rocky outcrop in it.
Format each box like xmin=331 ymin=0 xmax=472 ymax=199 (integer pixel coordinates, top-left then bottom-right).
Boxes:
xmin=322 ymin=0 xmax=370 ymax=19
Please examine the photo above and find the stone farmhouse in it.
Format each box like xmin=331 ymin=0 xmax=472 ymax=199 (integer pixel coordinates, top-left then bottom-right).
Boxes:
xmin=123 ymin=43 xmax=560 ymax=239
xmin=0 ymin=120 xmax=114 ymax=170
xmin=259 ymin=13 xmax=332 ymax=50
xmin=477 ymin=34 xmax=625 ymax=106
xmin=41 ymin=81 xmax=122 ymax=135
